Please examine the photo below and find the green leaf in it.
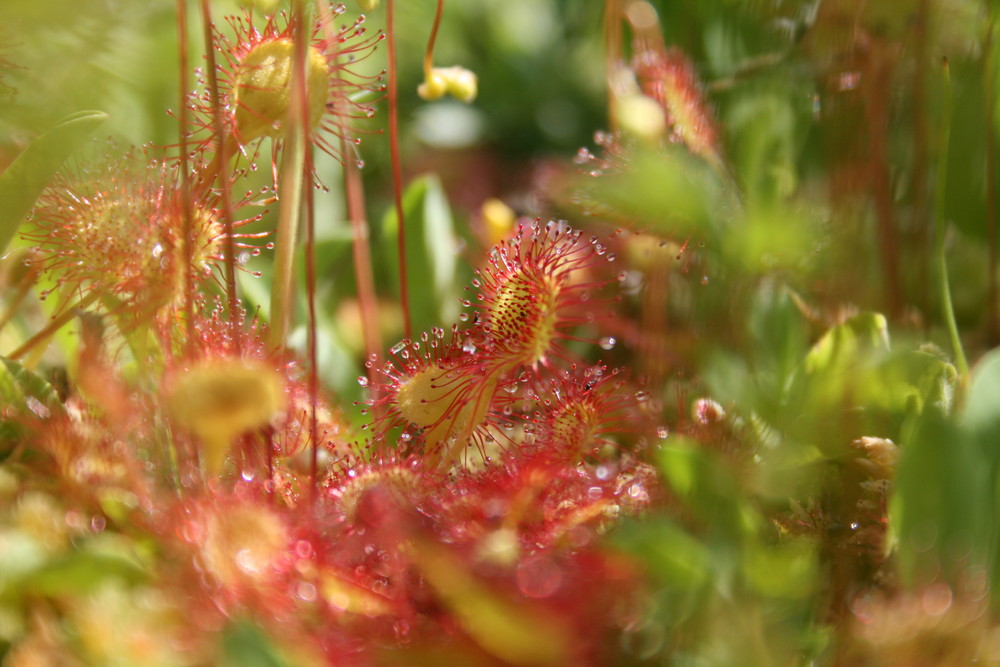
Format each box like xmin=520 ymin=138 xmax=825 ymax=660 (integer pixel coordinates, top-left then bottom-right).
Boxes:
xmin=860 ymin=349 xmax=958 ymax=419
xmin=746 ymin=281 xmax=809 ymax=411
xmin=221 ymin=620 xmax=287 ymax=667
xmin=786 ymin=312 xmax=896 ymax=448
xmin=657 ymin=438 xmax=758 ymax=538
xmin=0 ymin=357 xmax=62 ymax=413
xmin=21 ymin=536 xmax=147 ymax=597
xmin=741 ymin=540 xmax=817 ymax=600
xmin=960 ymin=348 xmax=1000 ymax=603
xmin=0 ymin=110 xmax=108 ymax=255
xmin=614 ymin=518 xmax=713 ymax=589
xmin=382 ymin=174 xmax=463 ymax=337
xmin=891 ymin=414 xmax=987 ymax=584
xmin=582 ymin=146 xmax=735 ymax=240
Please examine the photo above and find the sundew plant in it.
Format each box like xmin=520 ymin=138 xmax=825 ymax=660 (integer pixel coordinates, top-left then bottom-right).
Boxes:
xmin=2 ymin=0 xmax=1000 ymax=665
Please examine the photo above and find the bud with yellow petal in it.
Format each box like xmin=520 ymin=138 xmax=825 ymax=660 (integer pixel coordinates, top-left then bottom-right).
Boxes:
xmin=418 ymin=66 xmax=478 ymax=103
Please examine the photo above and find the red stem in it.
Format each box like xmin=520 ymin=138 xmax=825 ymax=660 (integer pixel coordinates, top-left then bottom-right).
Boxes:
xmin=387 ymin=0 xmax=412 ymax=340
xmin=423 ymin=0 xmax=445 ymax=79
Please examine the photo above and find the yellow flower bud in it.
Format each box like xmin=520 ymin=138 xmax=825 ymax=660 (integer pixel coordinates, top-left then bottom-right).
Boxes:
xmin=617 ymin=93 xmax=666 ymax=141
xmin=418 ymin=66 xmax=478 ymax=103
xmin=481 ymin=198 xmax=515 ymax=248
xmin=417 ymin=69 xmax=449 ymax=101
xmin=444 ymin=66 xmax=478 ymax=103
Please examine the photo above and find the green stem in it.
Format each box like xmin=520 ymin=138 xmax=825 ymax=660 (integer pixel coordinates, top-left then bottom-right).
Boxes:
xmin=935 ymin=58 xmax=970 ymax=380
xmin=268 ymin=82 xmax=308 ymax=348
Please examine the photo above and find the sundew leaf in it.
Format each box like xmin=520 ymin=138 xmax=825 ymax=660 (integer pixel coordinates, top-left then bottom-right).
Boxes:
xmin=382 ymin=174 xmax=463 ymax=337
xmin=0 ymin=110 xmax=108 ymax=256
